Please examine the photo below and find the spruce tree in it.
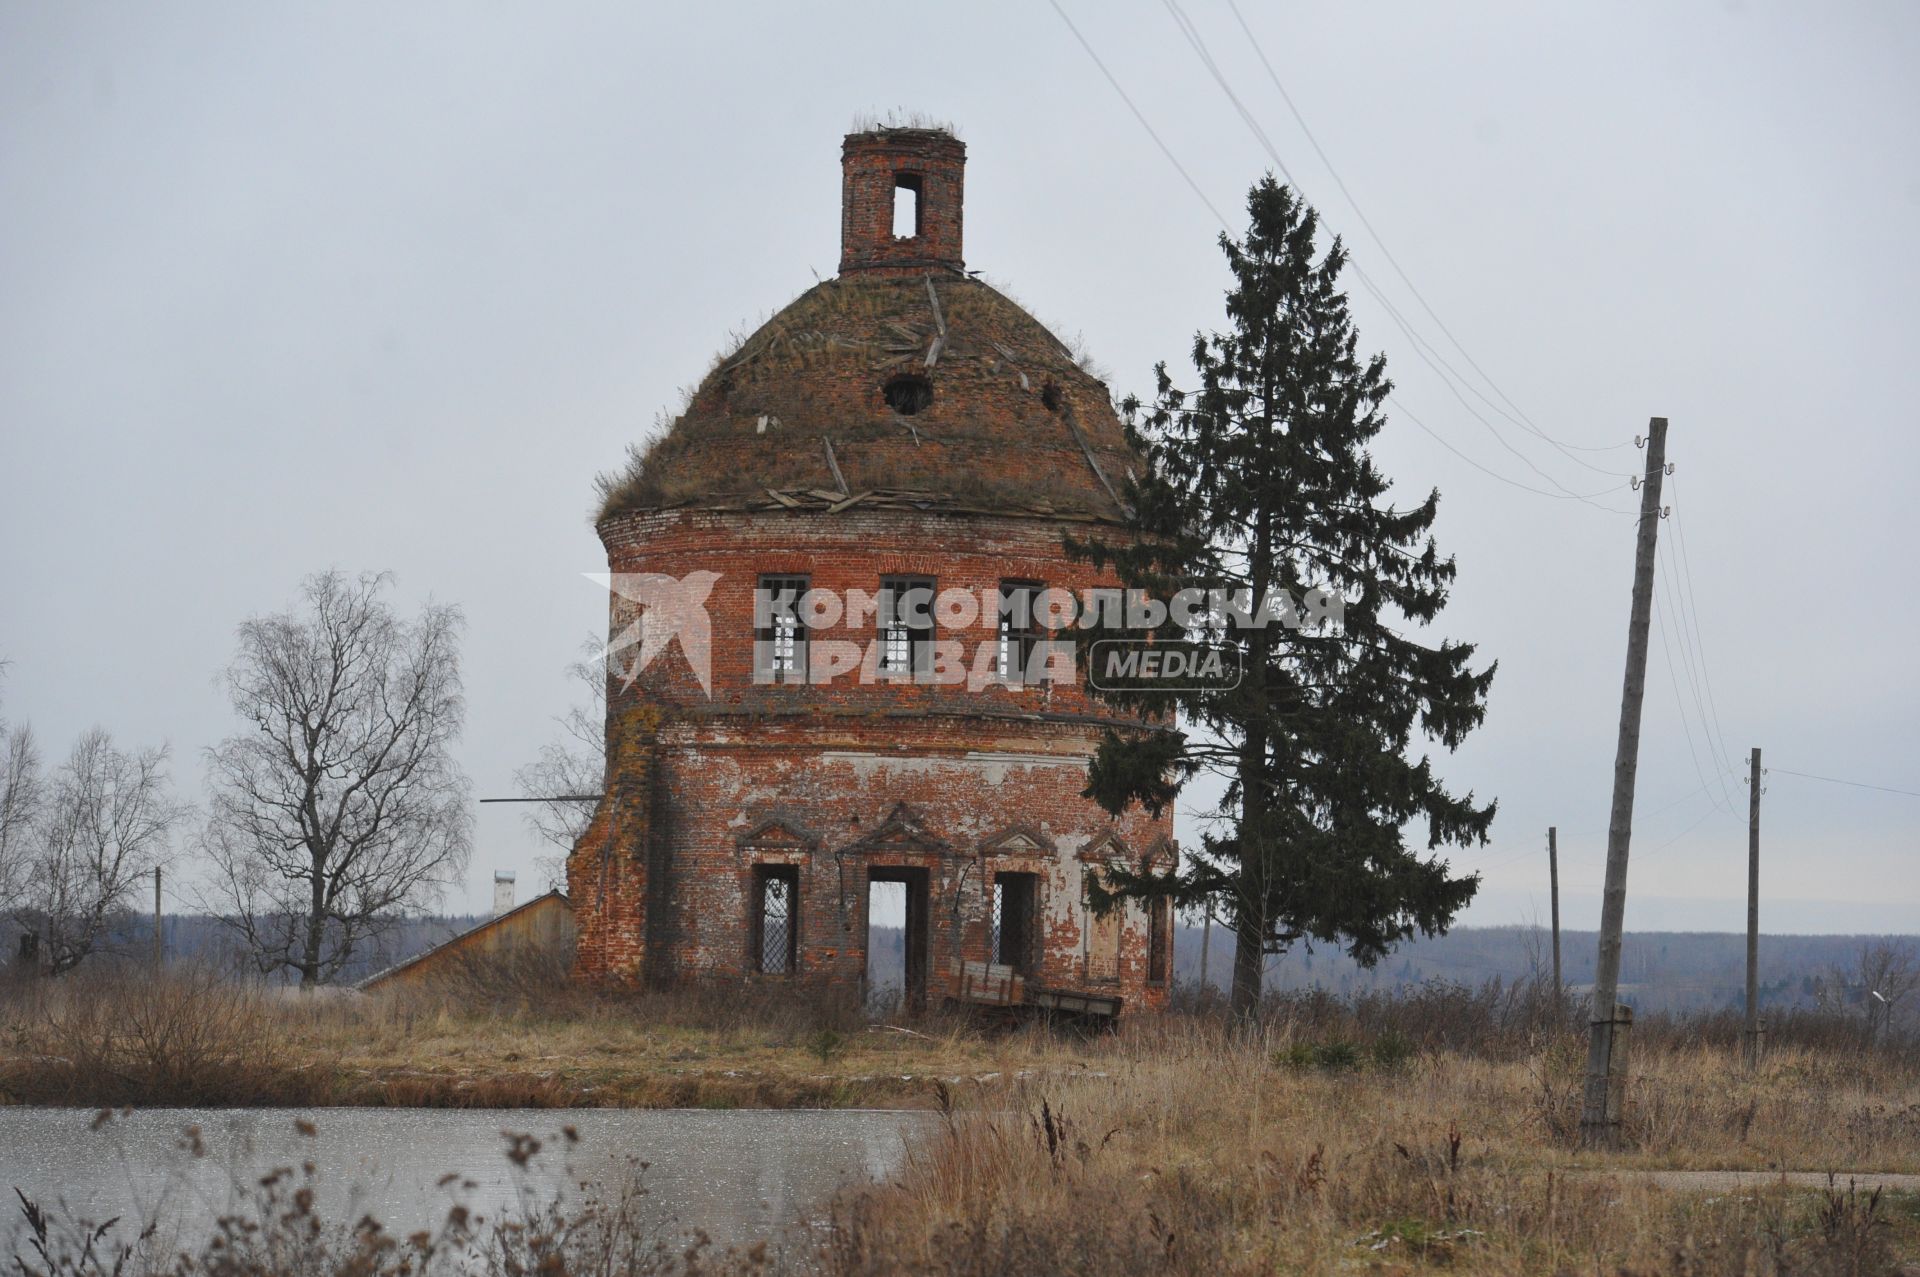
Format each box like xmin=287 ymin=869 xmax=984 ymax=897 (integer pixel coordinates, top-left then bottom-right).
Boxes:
xmin=1074 ymin=177 xmax=1496 ymax=1018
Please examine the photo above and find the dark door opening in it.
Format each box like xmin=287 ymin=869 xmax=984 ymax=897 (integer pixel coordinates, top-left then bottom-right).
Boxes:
xmin=992 ymin=871 xmax=1040 ymax=975
xmin=867 ymin=866 xmax=929 ymax=1015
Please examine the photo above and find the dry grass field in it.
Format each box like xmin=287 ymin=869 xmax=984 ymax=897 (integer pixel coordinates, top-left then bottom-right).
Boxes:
xmin=3 ymin=964 xmax=1917 ymax=1274
xmin=823 ymin=1016 xmax=1920 ymax=1275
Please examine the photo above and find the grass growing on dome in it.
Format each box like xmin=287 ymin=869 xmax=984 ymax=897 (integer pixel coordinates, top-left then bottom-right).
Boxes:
xmin=592 ymin=276 xmax=1134 ymax=524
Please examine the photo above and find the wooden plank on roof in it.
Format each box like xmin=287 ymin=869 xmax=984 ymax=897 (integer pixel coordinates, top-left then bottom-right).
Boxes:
xmin=924 ymin=278 xmax=947 ymax=337
xmin=821 ymin=437 xmax=850 ymax=496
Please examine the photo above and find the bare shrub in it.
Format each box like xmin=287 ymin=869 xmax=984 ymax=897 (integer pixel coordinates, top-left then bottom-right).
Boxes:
xmin=3 ymin=964 xmax=314 ymax=1106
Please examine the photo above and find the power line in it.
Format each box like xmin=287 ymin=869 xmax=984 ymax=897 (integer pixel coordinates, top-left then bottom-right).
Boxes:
xmin=1648 ymin=803 xmax=1722 ymax=852
xmin=1219 ymin=0 xmax=1635 ymax=467
xmin=1153 ymin=0 xmax=1635 ymax=513
xmin=1642 ymin=775 xmax=1721 ymax=820
xmin=1043 ymin=0 xmax=1233 ymax=230
xmin=1656 ymin=531 xmax=1741 ymax=813
xmin=1666 ymin=476 xmax=1739 ymax=773
xmin=1653 ymin=580 xmax=1739 ymax=819
xmin=1048 ymin=0 xmax=1635 ymax=516
xmin=1767 ymin=767 xmax=1920 ymax=800
xmin=1388 ymin=397 xmax=1633 ymax=505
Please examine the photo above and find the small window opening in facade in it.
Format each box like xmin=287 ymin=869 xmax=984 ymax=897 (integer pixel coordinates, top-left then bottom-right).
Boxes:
xmin=755 ymin=574 xmax=810 ymax=683
xmin=991 ymin=871 xmax=1041 ymax=974
xmin=878 ymin=574 xmax=936 ymax=677
xmin=892 ymin=172 xmax=923 ymax=239
xmin=997 ymin=579 xmax=1043 ymax=683
xmin=883 ymin=373 xmax=933 ymax=416
xmin=1040 ymin=381 xmax=1062 ymax=413
xmin=1147 ymin=895 xmax=1172 ymax=985
xmin=752 ymin=864 xmax=799 ymax=975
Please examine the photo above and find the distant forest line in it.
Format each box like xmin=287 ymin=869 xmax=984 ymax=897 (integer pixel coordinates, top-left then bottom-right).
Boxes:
xmin=4 ymin=912 xmax=1913 ymax=1016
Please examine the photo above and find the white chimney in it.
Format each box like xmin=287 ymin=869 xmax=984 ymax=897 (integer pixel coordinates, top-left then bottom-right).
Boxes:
xmin=493 ymin=870 xmax=516 ymax=916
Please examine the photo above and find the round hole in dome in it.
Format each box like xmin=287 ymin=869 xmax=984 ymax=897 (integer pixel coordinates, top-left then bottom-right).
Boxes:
xmin=884 ymin=374 xmax=934 ymax=416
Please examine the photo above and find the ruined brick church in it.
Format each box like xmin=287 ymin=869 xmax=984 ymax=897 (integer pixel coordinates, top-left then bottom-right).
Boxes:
xmin=567 ymin=126 xmax=1174 ymax=1015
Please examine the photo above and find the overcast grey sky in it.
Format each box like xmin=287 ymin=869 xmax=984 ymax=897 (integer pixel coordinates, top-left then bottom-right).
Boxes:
xmin=2 ymin=2 xmax=1915 ymax=932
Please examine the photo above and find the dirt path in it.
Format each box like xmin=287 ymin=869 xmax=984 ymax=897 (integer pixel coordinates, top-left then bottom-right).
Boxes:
xmin=1581 ymin=1170 xmax=1920 ymax=1193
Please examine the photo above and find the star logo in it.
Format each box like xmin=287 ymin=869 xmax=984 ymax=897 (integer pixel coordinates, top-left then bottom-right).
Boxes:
xmin=587 ymin=571 xmax=721 ymax=697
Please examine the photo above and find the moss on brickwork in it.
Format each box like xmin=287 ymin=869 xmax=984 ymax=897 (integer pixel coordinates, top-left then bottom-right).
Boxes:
xmin=594 ymin=275 xmax=1137 ymax=525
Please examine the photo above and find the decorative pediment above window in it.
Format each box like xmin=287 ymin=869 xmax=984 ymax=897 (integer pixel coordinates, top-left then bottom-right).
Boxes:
xmin=1140 ymin=835 xmax=1178 ymax=871
xmin=979 ymin=823 xmax=1055 ymax=859
xmin=840 ymin=801 xmax=959 ymax=858
xmin=735 ymin=815 xmax=820 ymax=857
xmin=1076 ymin=828 xmax=1132 ymax=864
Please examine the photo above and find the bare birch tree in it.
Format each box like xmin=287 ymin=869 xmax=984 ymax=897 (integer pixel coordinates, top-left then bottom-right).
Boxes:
xmin=201 ymin=571 xmax=472 ymax=986
xmin=511 ymin=640 xmax=605 ymax=892
xmin=16 ymin=728 xmax=183 ymax=974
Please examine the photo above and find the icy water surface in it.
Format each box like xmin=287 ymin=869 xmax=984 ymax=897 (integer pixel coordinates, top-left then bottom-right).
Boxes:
xmin=0 ymin=1106 xmax=931 ymax=1254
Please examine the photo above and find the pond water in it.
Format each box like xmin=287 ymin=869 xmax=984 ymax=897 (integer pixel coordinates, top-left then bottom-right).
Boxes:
xmin=0 ymin=1106 xmax=932 ymax=1257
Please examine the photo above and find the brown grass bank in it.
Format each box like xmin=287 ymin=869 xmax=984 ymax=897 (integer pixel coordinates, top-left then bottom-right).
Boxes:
xmin=0 ymin=962 xmax=1056 ymax=1110
xmin=818 ymin=1013 xmax=1920 ymax=1275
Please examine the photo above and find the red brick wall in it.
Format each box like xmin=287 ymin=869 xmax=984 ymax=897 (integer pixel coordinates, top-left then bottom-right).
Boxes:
xmin=569 ymin=508 xmax=1175 ymax=1012
xmin=839 ymin=129 xmax=965 ymax=276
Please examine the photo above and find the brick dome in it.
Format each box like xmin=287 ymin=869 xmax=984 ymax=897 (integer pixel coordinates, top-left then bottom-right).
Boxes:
xmin=597 ymin=129 xmax=1137 ymax=526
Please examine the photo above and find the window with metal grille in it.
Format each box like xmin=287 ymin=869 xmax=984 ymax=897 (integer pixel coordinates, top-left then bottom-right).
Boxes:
xmin=752 ymin=865 xmax=799 ymax=975
xmin=755 ymin=575 xmax=809 ymax=683
xmin=997 ymin=579 xmax=1042 ymax=683
xmin=991 ymin=872 xmax=1040 ymax=974
xmin=877 ymin=575 xmax=935 ymax=677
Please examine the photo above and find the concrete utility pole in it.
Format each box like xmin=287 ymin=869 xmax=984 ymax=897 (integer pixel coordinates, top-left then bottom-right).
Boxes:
xmin=1549 ymin=827 xmax=1562 ymax=997
xmin=1744 ymin=746 xmax=1763 ymax=1068
xmin=153 ymin=866 xmax=163 ymax=968
xmin=1579 ymin=416 xmax=1668 ymax=1149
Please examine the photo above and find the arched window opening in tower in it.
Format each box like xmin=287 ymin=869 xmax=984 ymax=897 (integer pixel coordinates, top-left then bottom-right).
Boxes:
xmin=884 ymin=374 xmax=934 ymax=416
xmin=892 ymin=173 xmax=923 ymax=239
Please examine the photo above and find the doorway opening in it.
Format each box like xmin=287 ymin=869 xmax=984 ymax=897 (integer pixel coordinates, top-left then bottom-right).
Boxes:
xmin=866 ymin=866 xmax=929 ymax=1015
xmin=991 ymin=871 xmax=1040 ymax=975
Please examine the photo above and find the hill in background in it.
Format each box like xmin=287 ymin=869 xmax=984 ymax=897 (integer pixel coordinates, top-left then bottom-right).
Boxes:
xmin=1170 ymin=922 xmax=1913 ymax=1014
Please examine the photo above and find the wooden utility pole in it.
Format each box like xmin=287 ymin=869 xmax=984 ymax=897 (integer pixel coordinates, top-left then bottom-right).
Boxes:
xmin=1744 ymin=746 xmax=1763 ymax=1068
xmin=1579 ymin=416 xmax=1668 ymax=1148
xmin=153 ymin=866 xmax=163 ymax=968
xmin=1199 ymin=905 xmax=1213 ymax=991
xmin=1549 ymin=826 xmax=1562 ymax=997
